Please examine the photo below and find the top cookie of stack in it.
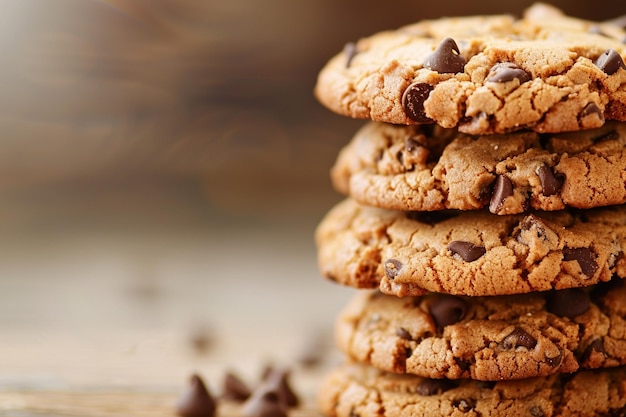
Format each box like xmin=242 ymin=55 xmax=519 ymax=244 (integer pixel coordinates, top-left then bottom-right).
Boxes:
xmin=314 ymin=3 xmax=626 ymax=135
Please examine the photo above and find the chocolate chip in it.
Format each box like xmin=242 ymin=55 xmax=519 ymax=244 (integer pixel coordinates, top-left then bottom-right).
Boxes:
xmin=221 ymin=371 xmax=252 ymax=402
xmin=537 ymin=165 xmax=564 ymax=196
xmin=453 ymin=399 xmax=476 ymax=412
xmin=344 ymin=42 xmax=358 ymax=68
xmin=594 ymin=49 xmax=626 ymax=75
xmin=423 ymin=37 xmax=466 ymax=74
xmin=396 ymin=327 xmax=413 ymax=340
xmin=406 ymin=210 xmax=457 ymax=225
xmin=489 ymin=175 xmax=513 ymax=213
xmin=486 ymin=62 xmax=531 ymax=83
xmin=416 ymin=378 xmax=457 ymax=396
xmin=176 ymin=374 xmax=216 ymax=417
xmin=242 ymin=389 xmax=288 ymax=417
xmin=545 ymin=351 xmax=563 ymax=367
xmin=402 ymin=82 xmax=434 ymax=123
xmin=579 ymin=102 xmax=604 ymax=121
xmin=581 ymin=338 xmax=607 ymax=363
xmin=429 ymin=294 xmax=468 ymax=329
xmin=547 ymin=288 xmax=591 ymax=318
xmin=448 ymin=241 xmax=486 ymax=262
xmin=563 ymin=247 xmax=598 ymax=278
xmin=453 ymin=357 xmax=471 ymax=372
xmin=384 ymin=259 xmax=403 ymax=279
xmin=501 ymin=327 xmax=537 ymax=350
xmin=262 ymin=368 xmax=299 ymax=408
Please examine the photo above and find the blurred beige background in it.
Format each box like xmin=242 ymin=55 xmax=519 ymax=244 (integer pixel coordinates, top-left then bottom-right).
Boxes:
xmin=0 ymin=0 xmax=624 ymax=398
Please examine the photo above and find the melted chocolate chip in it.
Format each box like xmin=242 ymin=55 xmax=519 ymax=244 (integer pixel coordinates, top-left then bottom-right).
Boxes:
xmin=547 ymin=288 xmax=591 ymax=318
xmin=384 ymin=259 xmax=403 ymax=279
xmin=176 ymin=374 xmax=217 ymax=417
xmin=563 ymin=247 xmax=598 ymax=278
xmin=344 ymin=42 xmax=358 ymax=68
xmin=501 ymin=327 xmax=537 ymax=350
xmin=423 ymin=37 xmax=466 ymax=74
xmin=242 ymin=390 xmax=288 ymax=417
xmin=429 ymin=294 xmax=468 ymax=329
xmin=594 ymin=49 xmax=626 ymax=75
xmin=579 ymin=102 xmax=604 ymax=121
xmin=402 ymin=82 xmax=434 ymax=123
xmin=221 ymin=371 xmax=252 ymax=402
xmin=489 ymin=175 xmax=513 ymax=213
xmin=486 ymin=62 xmax=531 ymax=84
xmin=545 ymin=351 xmax=563 ymax=367
xmin=416 ymin=378 xmax=457 ymax=396
xmin=581 ymin=338 xmax=607 ymax=363
xmin=537 ymin=165 xmax=564 ymax=196
xmin=448 ymin=241 xmax=486 ymax=262
xmin=396 ymin=327 xmax=413 ymax=340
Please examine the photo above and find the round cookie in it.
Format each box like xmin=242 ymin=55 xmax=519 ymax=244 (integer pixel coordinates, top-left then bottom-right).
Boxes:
xmin=336 ymin=281 xmax=626 ymax=381
xmin=317 ymin=362 xmax=626 ymax=417
xmin=331 ymin=121 xmax=626 ymax=215
xmin=314 ymin=3 xmax=626 ymax=134
xmin=315 ymin=198 xmax=626 ymax=296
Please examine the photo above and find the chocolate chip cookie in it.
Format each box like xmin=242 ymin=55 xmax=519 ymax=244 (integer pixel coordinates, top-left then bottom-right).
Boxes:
xmin=315 ymin=198 xmax=626 ymax=296
xmin=314 ymin=3 xmax=626 ymax=134
xmin=336 ymin=281 xmax=626 ymax=381
xmin=331 ymin=121 xmax=626 ymax=215
xmin=317 ymin=362 xmax=626 ymax=417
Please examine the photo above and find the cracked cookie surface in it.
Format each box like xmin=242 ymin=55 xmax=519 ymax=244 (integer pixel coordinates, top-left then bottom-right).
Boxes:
xmin=315 ymin=198 xmax=626 ymax=296
xmin=331 ymin=121 xmax=626 ymax=214
xmin=314 ymin=3 xmax=626 ymax=134
xmin=317 ymin=362 xmax=626 ymax=417
xmin=335 ymin=281 xmax=626 ymax=381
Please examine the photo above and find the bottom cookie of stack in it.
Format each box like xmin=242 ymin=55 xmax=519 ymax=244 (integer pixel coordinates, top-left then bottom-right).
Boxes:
xmin=317 ymin=361 xmax=626 ymax=417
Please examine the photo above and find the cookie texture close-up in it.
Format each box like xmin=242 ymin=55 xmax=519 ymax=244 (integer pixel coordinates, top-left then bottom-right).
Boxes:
xmin=314 ymin=3 xmax=626 ymax=134
xmin=335 ymin=282 xmax=626 ymax=381
xmin=331 ymin=121 xmax=626 ymax=215
xmin=315 ymin=198 xmax=626 ymax=297
xmin=317 ymin=362 xmax=626 ymax=417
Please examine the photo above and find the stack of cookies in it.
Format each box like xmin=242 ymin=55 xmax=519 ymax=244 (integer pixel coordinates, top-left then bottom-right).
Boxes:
xmin=312 ymin=4 xmax=626 ymax=417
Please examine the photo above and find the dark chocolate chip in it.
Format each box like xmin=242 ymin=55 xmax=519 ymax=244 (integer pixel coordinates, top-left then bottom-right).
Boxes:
xmin=423 ymin=37 xmax=466 ymax=74
xmin=221 ymin=371 xmax=252 ymax=402
xmin=448 ymin=241 xmax=486 ymax=262
xmin=176 ymin=374 xmax=216 ymax=417
xmin=429 ymin=294 xmax=468 ymax=329
xmin=563 ymin=247 xmax=598 ymax=278
xmin=416 ymin=378 xmax=457 ymax=396
xmin=486 ymin=62 xmax=531 ymax=83
xmin=453 ymin=357 xmax=471 ymax=372
xmin=579 ymin=102 xmax=604 ymax=121
xmin=262 ymin=368 xmax=299 ymax=408
xmin=581 ymin=338 xmax=607 ymax=362
xmin=501 ymin=327 xmax=537 ymax=350
xmin=489 ymin=175 xmax=513 ymax=213
xmin=402 ymin=82 xmax=434 ymax=123
xmin=344 ymin=42 xmax=358 ymax=68
xmin=537 ymin=165 xmax=564 ymax=196
xmin=242 ymin=389 xmax=288 ymax=417
xmin=545 ymin=351 xmax=563 ymax=367
xmin=384 ymin=259 xmax=403 ymax=279
xmin=547 ymin=288 xmax=591 ymax=318
xmin=396 ymin=327 xmax=413 ymax=340
xmin=594 ymin=49 xmax=626 ymax=75
xmin=453 ymin=399 xmax=476 ymax=412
